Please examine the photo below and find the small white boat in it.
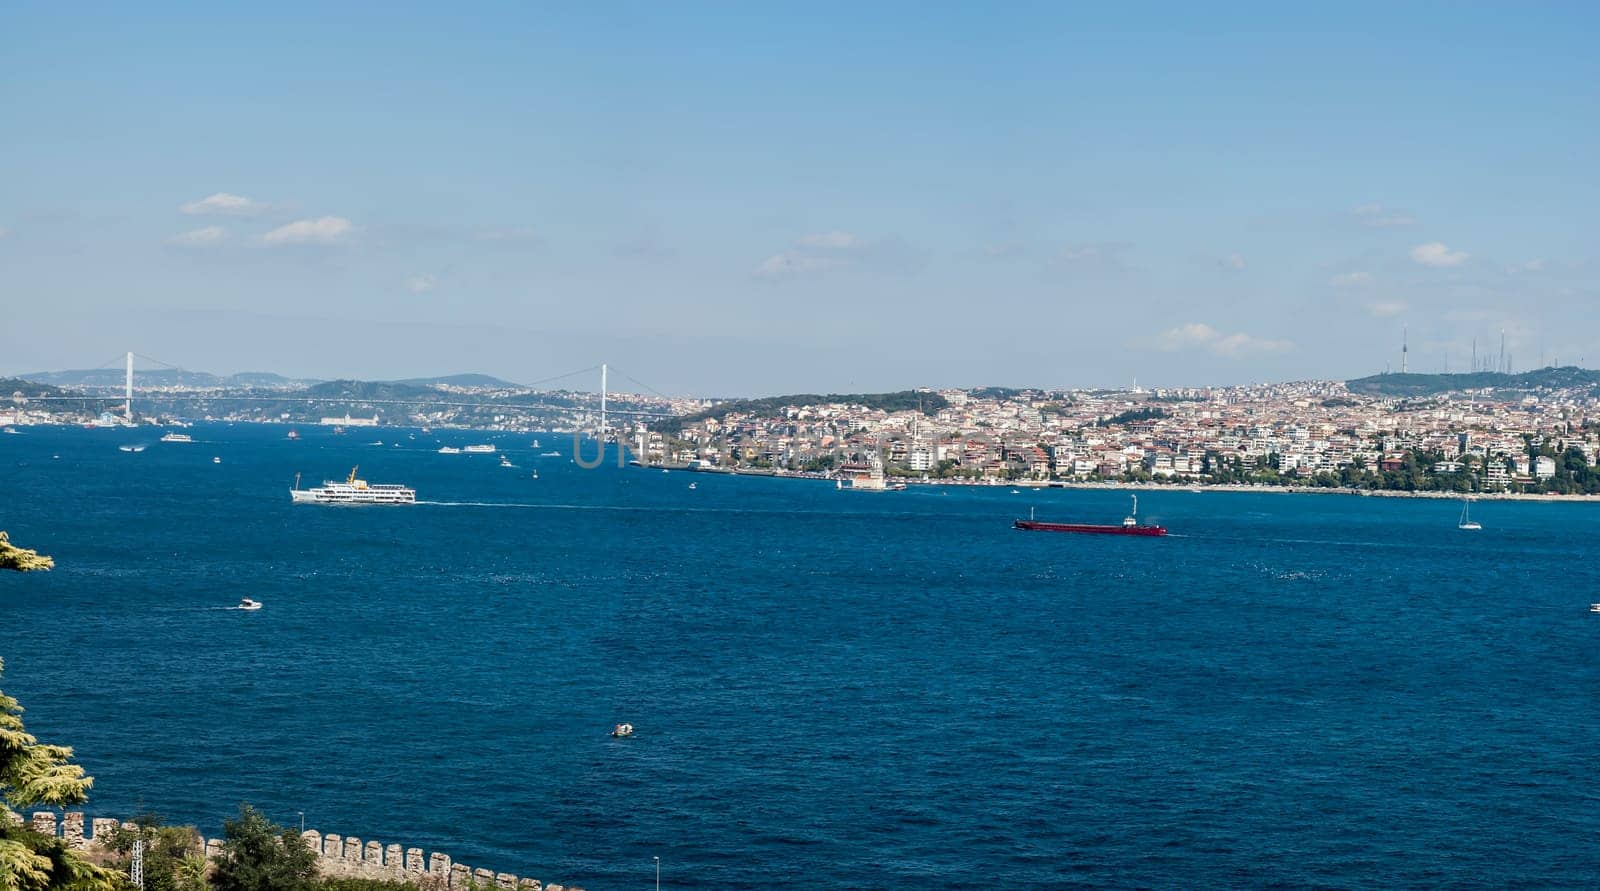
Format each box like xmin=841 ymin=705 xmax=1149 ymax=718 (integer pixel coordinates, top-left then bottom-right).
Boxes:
xmin=1590 ymin=603 xmax=1600 ymax=614
xmin=610 ymin=723 xmax=634 ymax=738
xmin=238 ymin=598 xmax=262 ymax=611
xmin=530 ymin=470 xmax=539 ymax=479
xmin=540 ymin=451 xmax=562 ymax=457
xmin=1458 ymin=497 xmax=1482 ymax=530
xmin=500 ymin=455 xmax=515 ymax=468
xmin=119 ymin=444 xmax=146 ymax=453
xmin=438 ymin=446 xmax=461 ymax=454
xmin=531 ymin=438 xmax=541 ymax=448
xmin=2 ymin=427 xmax=18 ymax=434
xmin=213 ymin=456 xmax=222 ymax=464
xmin=369 ymin=440 xmax=384 ymax=446
xmin=688 ymin=482 xmax=697 ymax=490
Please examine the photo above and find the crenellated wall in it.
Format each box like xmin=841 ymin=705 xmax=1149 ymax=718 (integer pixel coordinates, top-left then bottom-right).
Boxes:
xmin=29 ymin=812 xmax=581 ymax=891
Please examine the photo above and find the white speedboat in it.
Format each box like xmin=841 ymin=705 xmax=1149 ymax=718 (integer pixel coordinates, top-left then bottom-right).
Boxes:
xmin=688 ymin=482 xmax=697 ymax=490
xmin=213 ymin=456 xmax=222 ymax=464
xmin=438 ymin=446 xmax=461 ymax=454
xmin=1590 ymin=603 xmax=1600 ymax=614
xmin=500 ymin=455 xmax=515 ymax=468
xmin=610 ymin=723 xmax=634 ymax=738
xmin=119 ymin=444 xmax=146 ymax=453
xmin=238 ymin=598 xmax=262 ymax=611
xmin=2 ymin=427 xmax=18 ymax=435
xmin=540 ymin=451 xmax=561 ymax=457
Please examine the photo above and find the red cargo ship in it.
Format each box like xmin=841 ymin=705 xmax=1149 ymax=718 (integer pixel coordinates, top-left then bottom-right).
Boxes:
xmin=1013 ymin=495 xmax=1167 ymax=537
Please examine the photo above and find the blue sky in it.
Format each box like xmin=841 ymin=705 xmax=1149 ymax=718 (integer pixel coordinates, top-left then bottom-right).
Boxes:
xmin=2 ymin=2 xmax=1596 ymax=394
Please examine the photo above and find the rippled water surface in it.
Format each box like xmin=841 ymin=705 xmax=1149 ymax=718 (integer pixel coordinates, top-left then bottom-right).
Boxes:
xmin=4 ymin=425 xmax=1598 ymax=889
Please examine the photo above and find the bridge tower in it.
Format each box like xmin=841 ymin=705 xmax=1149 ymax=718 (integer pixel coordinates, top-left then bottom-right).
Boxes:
xmin=125 ymin=351 xmax=134 ymax=420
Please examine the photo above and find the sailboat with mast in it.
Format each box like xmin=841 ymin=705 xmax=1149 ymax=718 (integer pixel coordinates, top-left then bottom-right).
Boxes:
xmin=1457 ymin=496 xmax=1482 ymax=530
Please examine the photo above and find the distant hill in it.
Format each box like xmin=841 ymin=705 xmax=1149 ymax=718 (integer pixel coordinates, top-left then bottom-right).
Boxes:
xmin=1346 ymin=366 xmax=1600 ymax=397
xmin=23 ymin=368 xmax=226 ymax=388
xmin=657 ymin=389 xmax=947 ymax=434
xmin=391 ymin=373 xmax=522 ymax=388
xmin=226 ymin=371 xmax=313 ymax=387
xmin=1 ymin=377 xmax=78 ymax=399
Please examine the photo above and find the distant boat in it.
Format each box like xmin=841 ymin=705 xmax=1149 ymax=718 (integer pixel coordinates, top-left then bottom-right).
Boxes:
xmin=500 ymin=455 xmax=515 ymax=468
xmin=212 ymin=456 xmax=221 ymax=464
xmin=438 ymin=446 xmax=461 ymax=454
xmin=1590 ymin=603 xmax=1600 ymax=614
xmin=688 ymin=482 xmax=697 ymax=490
xmin=1014 ymin=495 xmax=1168 ymax=537
xmin=610 ymin=723 xmax=634 ymax=738
xmin=540 ymin=451 xmax=562 ymax=457
xmin=463 ymin=444 xmax=496 ymax=454
xmin=531 ymin=438 xmax=541 ymax=448
xmin=119 ymin=444 xmax=146 ymax=453
xmin=2 ymin=427 xmax=18 ymax=435
xmin=369 ymin=440 xmax=384 ymax=446
xmin=237 ymin=598 xmax=262 ymax=611
xmin=530 ymin=469 xmax=538 ymax=479
xmin=160 ymin=433 xmax=193 ymax=443
xmin=286 ymin=429 xmax=300 ymax=440
xmin=1458 ymin=497 xmax=1482 ymax=530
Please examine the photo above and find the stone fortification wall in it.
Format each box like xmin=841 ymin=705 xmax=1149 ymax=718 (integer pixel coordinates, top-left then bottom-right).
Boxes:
xmin=28 ymin=812 xmax=581 ymax=891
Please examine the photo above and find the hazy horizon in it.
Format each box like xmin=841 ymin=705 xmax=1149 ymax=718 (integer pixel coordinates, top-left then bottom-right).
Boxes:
xmin=4 ymin=3 xmax=1597 ymax=393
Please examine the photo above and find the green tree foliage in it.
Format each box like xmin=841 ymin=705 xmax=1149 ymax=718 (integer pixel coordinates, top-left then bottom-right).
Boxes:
xmin=210 ymin=806 xmax=317 ymax=891
xmin=0 ymin=533 xmax=54 ymax=572
xmin=0 ymin=658 xmax=119 ymax=891
xmin=105 ymin=818 xmax=205 ymax=891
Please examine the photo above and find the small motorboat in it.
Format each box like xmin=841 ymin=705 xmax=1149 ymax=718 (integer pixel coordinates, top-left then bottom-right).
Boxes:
xmin=212 ymin=456 xmax=222 ymax=464
xmin=500 ymin=455 xmax=515 ymax=468
xmin=530 ymin=470 xmax=539 ymax=479
xmin=610 ymin=723 xmax=634 ymax=738
xmin=688 ymin=482 xmax=697 ymax=490
xmin=1590 ymin=603 xmax=1600 ymax=614
xmin=119 ymin=444 xmax=146 ymax=453
xmin=238 ymin=598 xmax=262 ymax=611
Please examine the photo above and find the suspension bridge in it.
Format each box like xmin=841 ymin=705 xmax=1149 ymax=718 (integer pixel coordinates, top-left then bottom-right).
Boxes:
xmin=11 ymin=352 xmax=685 ymax=429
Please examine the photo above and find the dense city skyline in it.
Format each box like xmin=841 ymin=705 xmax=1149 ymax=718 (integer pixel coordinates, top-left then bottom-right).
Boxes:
xmin=4 ymin=3 xmax=1598 ymax=392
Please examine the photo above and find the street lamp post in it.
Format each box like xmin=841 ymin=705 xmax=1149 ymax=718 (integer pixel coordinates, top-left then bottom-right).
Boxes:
xmin=654 ymin=855 xmax=660 ymax=891
xmin=298 ymin=812 xmax=305 ymax=834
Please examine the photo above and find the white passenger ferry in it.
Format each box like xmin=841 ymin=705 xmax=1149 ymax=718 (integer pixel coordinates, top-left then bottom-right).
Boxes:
xmin=463 ymin=444 xmax=496 ymax=454
xmin=160 ymin=432 xmax=194 ymax=443
xmin=290 ymin=467 xmax=416 ymax=505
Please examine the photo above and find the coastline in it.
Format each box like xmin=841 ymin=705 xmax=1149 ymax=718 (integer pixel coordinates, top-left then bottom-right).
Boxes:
xmin=658 ymin=463 xmax=1600 ymax=503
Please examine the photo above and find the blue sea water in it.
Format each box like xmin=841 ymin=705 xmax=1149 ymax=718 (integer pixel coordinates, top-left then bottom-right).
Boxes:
xmin=3 ymin=424 xmax=1598 ymax=889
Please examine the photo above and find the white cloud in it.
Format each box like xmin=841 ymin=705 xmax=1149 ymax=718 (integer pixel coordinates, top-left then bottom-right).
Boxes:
xmin=263 ymin=216 xmax=352 ymax=246
xmin=1222 ymin=253 xmax=1246 ymax=270
xmin=1354 ymin=203 xmax=1417 ymax=228
xmin=474 ymin=226 xmax=539 ymax=242
xmin=167 ymin=225 xmax=226 ymax=246
xmin=1369 ymin=301 xmax=1409 ymax=317
xmin=1156 ymin=322 xmax=1292 ymax=357
xmin=180 ymin=193 xmax=262 ymax=216
xmin=1410 ymin=241 xmax=1468 ymax=268
xmin=797 ymin=231 xmax=859 ymax=249
xmin=754 ymin=252 xmax=845 ymax=279
xmin=406 ymin=275 xmax=436 ymax=294
xmin=754 ymin=229 xmax=873 ymax=279
xmin=1332 ymin=271 xmax=1373 ymax=287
